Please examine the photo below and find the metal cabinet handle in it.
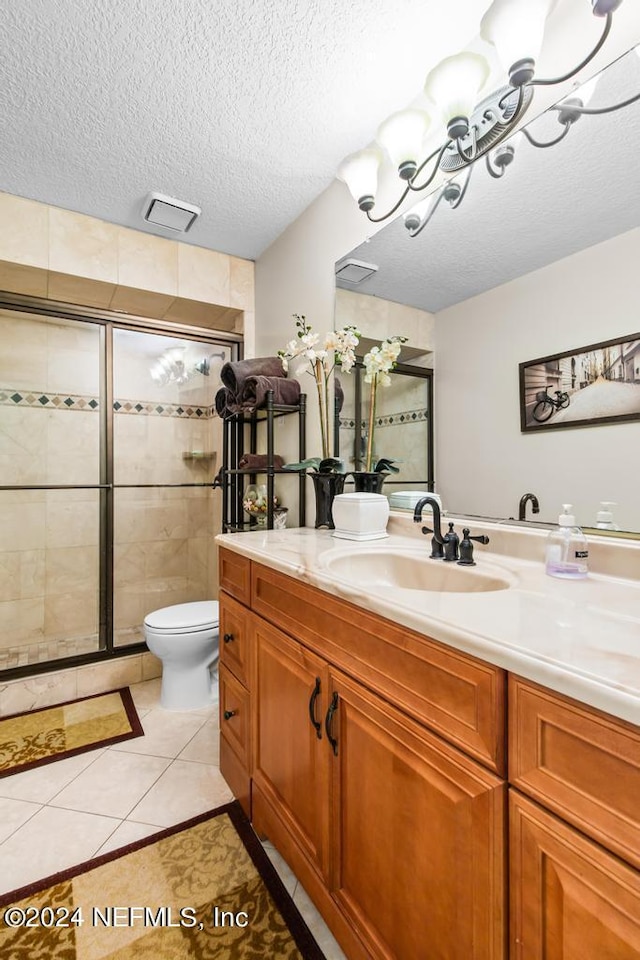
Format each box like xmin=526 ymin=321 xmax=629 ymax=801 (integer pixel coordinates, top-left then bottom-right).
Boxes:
xmin=324 ymin=692 xmax=339 ymax=756
xmin=223 ymin=633 xmax=234 ymax=643
xmin=223 ymin=709 xmax=236 ymax=720
xmin=308 ymin=677 xmax=322 ymax=740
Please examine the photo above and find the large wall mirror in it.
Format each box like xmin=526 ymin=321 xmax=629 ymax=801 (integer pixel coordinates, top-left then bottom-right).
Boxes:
xmin=335 ymin=45 xmax=640 ymax=536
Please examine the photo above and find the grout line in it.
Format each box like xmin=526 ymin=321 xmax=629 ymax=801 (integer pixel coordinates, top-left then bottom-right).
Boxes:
xmin=0 ymin=801 xmax=45 ymax=850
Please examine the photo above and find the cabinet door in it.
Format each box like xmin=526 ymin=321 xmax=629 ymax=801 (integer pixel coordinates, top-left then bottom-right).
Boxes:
xmin=510 ymin=790 xmax=640 ymax=959
xmin=251 ymin=616 xmax=331 ymax=877
xmin=327 ymin=670 xmax=506 ymax=960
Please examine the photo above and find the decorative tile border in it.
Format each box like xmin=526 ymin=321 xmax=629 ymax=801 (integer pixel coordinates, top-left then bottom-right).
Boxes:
xmin=114 ymin=399 xmax=215 ymax=418
xmin=1 ymin=388 xmax=215 ymax=419
xmin=0 ymin=388 xmax=99 ymax=411
xmin=339 ymin=407 xmax=429 ymax=430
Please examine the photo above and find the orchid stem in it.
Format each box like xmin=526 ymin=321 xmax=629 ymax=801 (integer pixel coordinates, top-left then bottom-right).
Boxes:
xmin=365 ymin=376 xmax=377 ymax=473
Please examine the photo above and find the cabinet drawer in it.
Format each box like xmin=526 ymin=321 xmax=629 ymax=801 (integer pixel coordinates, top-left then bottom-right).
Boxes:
xmin=218 ymin=547 xmax=251 ymax=605
xmin=219 ymin=662 xmax=250 ymax=772
xmin=252 ymin=562 xmax=506 ymax=774
xmin=509 ymin=676 xmax=640 ymax=869
xmin=219 ymin=592 xmax=251 ymax=686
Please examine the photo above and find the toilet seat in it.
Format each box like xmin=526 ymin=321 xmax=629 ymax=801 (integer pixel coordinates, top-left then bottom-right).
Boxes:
xmin=144 ymin=600 xmax=219 ymax=634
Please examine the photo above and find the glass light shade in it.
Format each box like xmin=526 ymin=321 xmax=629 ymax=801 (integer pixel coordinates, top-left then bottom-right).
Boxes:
xmin=424 ymin=52 xmax=490 ymax=126
xmin=376 ymin=109 xmax=431 ymax=171
xmin=337 ymin=148 xmax=382 ymax=204
xmin=480 ymin=0 xmax=558 ymax=76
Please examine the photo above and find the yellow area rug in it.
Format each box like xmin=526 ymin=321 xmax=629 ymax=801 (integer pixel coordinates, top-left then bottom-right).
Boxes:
xmin=0 ymin=688 xmax=143 ymax=779
xmin=0 ymin=801 xmax=325 ymax=959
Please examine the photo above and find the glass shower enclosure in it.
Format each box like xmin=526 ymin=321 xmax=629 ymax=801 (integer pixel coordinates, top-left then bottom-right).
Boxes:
xmin=0 ymin=301 xmax=238 ymax=677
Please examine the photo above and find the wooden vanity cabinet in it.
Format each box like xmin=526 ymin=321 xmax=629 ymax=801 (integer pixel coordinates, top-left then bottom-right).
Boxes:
xmin=218 ymin=547 xmax=640 ymax=959
xmin=220 ymin=548 xmax=507 ymax=960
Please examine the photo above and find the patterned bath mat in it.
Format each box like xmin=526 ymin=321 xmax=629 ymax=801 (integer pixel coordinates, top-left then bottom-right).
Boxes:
xmin=0 ymin=688 xmax=143 ymax=779
xmin=0 ymin=801 xmax=326 ymax=959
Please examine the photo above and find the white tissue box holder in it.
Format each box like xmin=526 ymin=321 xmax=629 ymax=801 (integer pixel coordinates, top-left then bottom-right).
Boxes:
xmin=332 ymin=492 xmax=389 ymax=541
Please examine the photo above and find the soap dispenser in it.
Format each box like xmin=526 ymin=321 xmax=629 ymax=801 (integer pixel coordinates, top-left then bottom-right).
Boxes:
xmin=596 ymin=501 xmax=620 ymax=531
xmin=545 ymin=504 xmax=589 ymax=579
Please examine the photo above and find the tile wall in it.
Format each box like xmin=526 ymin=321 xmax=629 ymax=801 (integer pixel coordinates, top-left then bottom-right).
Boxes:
xmin=0 ymin=192 xmax=256 ymax=354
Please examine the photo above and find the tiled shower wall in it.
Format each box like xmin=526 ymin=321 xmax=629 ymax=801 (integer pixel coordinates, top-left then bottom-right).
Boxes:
xmin=0 ymin=312 xmax=223 ymax=663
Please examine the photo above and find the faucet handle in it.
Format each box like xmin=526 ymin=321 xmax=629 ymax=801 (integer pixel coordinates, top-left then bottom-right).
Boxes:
xmin=457 ymin=528 xmax=490 ymax=566
xmin=418 ymin=524 xmax=444 ymax=559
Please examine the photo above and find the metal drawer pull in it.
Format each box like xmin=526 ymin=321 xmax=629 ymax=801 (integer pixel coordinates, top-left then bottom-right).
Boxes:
xmin=325 ymin=692 xmax=339 ymax=756
xmin=223 ymin=633 xmax=234 ymax=643
xmin=223 ymin=709 xmax=237 ymax=720
xmin=308 ymin=677 xmax=322 ymax=740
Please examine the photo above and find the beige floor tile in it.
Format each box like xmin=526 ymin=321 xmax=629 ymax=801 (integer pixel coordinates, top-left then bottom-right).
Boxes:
xmin=109 ymin=708 xmax=208 ymax=759
xmin=93 ymin=819 xmax=162 ymax=857
xmin=0 ymin=805 xmax=121 ymax=896
xmin=0 ymin=796 xmax=43 ymax=844
xmin=261 ymin=840 xmax=298 ymax=896
xmin=293 ymin=884 xmax=348 ymax=960
xmin=0 ymin=747 xmax=107 ymax=804
xmin=177 ymin=720 xmax=219 ymax=764
xmin=126 ymin=759 xmax=233 ymax=828
xmin=49 ymin=750 xmax=171 ymax=818
xmin=128 ymin=677 xmax=162 ymax=711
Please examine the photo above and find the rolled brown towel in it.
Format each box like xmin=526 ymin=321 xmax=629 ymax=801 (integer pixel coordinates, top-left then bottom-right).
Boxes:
xmin=220 ymin=357 xmax=285 ymax=395
xmin=239 ymin=376 xmax=301 ymax=411
xmin=238 ymin=453 xmax=285 ymax=471
xmin=214 ymin=387 xmax=242 ymax=418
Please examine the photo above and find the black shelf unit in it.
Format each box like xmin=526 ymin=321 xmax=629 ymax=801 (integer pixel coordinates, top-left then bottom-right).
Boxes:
xmin=221 ymin=391 xmax=307 ymax=532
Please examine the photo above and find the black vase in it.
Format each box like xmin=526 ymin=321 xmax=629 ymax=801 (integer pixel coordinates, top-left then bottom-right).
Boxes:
xmin=351 ymin=471 xmax=386 ymax=494
xmin=310 ymin=472 xmax=346 ymax=529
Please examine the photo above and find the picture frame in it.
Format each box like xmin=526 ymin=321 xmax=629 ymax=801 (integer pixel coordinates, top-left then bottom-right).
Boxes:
xmin=520 ymin=333 xmax=640 ymax=432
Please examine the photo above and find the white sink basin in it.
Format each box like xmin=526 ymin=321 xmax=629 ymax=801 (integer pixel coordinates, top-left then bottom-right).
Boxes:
xmin=321 ymin=548 xmax=513 ymax=593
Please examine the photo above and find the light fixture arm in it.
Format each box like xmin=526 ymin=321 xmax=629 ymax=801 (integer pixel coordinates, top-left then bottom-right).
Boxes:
xmin=366 ymin=143 xmax=448 ymax=224
xmin=549 ymin=89 xmax=640 ymax=115
xmin=530 ymin=12 xmax=612 ymax=87
xmin=406 ymin=191 xmax=447 ymax=237
xmin=406 ymin=164 xmax=473 ymax=237
xmin=521 ymin=121 xmax=573 ymax=149
xmin=448 ymin=165 xmax=474 ymax=208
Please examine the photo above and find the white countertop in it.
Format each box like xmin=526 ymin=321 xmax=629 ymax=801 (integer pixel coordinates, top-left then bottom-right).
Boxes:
xmin=216 ymin=521 xmax=640 ymax=727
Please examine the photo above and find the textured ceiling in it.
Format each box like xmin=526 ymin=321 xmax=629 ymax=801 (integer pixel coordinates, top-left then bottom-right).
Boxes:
xmin=0 ymin=0 xmax=486 ymax=260
xmin=336 ymin=48 xmax=640 ymax=313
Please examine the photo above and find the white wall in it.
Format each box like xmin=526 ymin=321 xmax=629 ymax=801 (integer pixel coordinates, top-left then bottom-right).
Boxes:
xmin=434 ymin=227 xmax=640 ymax=531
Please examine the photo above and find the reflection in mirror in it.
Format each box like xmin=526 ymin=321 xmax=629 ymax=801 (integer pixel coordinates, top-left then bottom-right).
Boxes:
xmin=337 ymin=363 xmax=434 ymax=494
xmin=335 ymin=47 xmax=640 ymax=535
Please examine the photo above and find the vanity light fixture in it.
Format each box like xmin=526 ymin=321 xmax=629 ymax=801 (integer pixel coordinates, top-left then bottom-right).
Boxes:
xmin=338 ymin=0 xmax=631 ymax=224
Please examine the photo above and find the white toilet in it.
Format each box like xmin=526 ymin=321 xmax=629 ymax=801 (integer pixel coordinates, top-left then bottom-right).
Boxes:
xmin=143 ymin=600 xmax=220 ymax=711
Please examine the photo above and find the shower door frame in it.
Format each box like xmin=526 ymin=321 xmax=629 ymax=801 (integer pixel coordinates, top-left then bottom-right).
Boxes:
xmin=0 ymin=292 xmax=242 ymax=680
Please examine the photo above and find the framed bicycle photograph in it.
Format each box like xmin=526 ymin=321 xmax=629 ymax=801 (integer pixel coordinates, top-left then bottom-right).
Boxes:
xmin=519 ymin=333 xmax=640 ymax=432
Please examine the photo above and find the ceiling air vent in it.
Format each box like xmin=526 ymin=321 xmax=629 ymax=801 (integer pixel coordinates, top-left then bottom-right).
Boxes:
xmin=142 ymin=192 xmax=201 ymax=233
xmin=335 ymin=258 xmax=378 ymax=284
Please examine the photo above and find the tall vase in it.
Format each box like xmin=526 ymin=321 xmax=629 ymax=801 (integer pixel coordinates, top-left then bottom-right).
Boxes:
xmin=310 ymin=472 xmax=346 ymax=529
xmin=351 ymin=471 xmax=386 ymax=494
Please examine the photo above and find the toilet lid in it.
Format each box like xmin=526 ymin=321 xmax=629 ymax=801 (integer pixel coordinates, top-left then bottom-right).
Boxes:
xmin=144 ymin=600 xmax=219 ymax=632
